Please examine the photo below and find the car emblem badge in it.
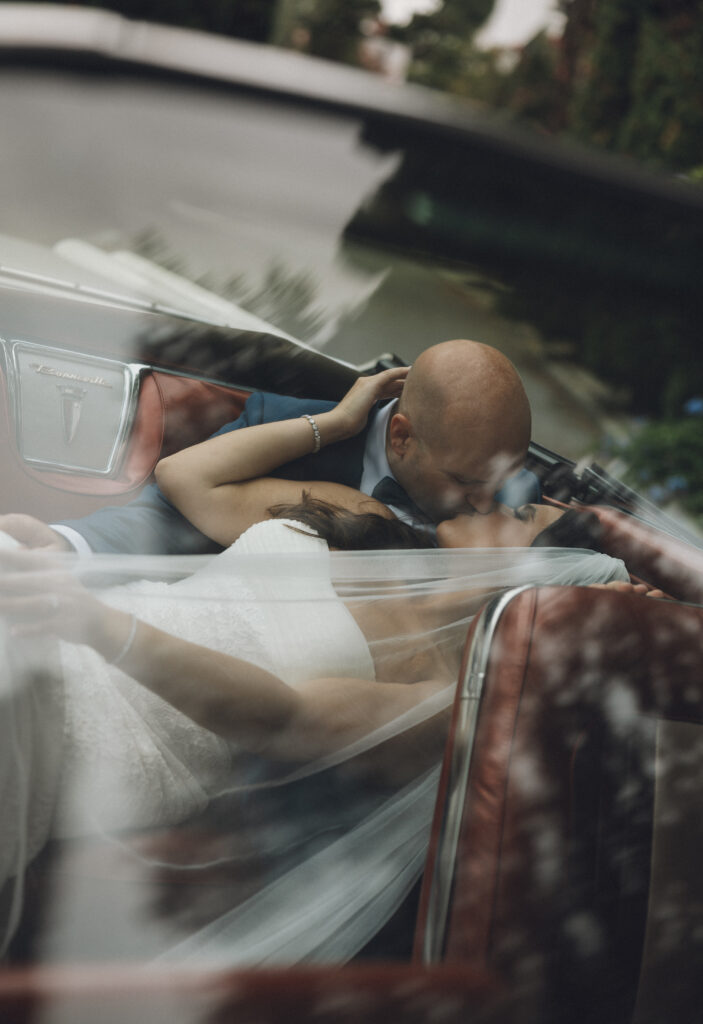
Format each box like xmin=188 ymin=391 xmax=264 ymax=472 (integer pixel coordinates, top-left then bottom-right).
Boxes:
xmin=58 ymin=384 xmax=88 ymax=445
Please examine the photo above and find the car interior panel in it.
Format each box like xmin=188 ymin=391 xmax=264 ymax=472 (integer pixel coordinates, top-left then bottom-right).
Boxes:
xmin=1 ymin=7 xmax=703 ymax=1023
xmin=3 ymin=579 xmax=702 ymax=1024
xmin=2 ymin=322 xmax=703 ymax=1024
xmin=2 ymin=309 xmax=702 ymax=1022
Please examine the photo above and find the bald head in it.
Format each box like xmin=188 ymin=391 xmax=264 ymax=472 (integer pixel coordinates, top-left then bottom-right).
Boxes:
xmin=388 ymin=340 xmax=532 ymax=519
xmin=399 ymin=339 xmax=530 ymax=445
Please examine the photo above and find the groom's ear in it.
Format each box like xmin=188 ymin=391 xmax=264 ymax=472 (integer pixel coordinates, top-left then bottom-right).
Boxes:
xmin=388 ymin=413 xmax=412 ymax=457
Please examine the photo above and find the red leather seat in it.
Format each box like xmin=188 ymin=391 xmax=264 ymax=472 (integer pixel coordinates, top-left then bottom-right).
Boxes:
xmin=414 ymin=586 xmax=703 ymax=1022
xmin=0 ymin=963 xmax=495 ymax=1024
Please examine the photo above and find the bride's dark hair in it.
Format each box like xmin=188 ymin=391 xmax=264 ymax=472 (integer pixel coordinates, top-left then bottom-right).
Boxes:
xmin=268 ymin=493 xmax=434 ymax=550
xmin=531 ymin=508 xmax=604 ymax=551
xmin=268 ymin=498 xmax=605 ymax=553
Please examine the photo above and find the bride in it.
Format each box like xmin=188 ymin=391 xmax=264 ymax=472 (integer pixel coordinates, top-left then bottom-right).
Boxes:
xmin=0 ymin=372 xmax=629 ymax=965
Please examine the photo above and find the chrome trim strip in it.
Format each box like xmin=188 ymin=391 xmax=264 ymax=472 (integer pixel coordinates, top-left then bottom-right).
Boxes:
xmin=0 ymin=263 xmax=297 ymax=332
xmin=0 ymin=265 xmax=358 ymax=371
xmin=421 ymin=584 xmax=534 ymax=963
xmin=1 ymin=338 xmax=148 ymax=477
xmin=0 ymin=262 xmax=205 ymax=322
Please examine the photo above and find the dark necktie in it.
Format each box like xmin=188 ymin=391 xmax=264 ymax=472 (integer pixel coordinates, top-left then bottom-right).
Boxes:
xmin=371 ymin=476 xmax=429 ymax=524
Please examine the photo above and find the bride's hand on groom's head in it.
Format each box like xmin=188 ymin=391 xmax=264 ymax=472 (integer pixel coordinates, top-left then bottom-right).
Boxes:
xmin=332 ymin=366 xmax=410 ymax=439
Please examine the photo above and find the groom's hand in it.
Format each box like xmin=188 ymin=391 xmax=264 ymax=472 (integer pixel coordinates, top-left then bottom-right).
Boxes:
xmin=0 ymin=513 xmax=73 ymax=553
xmin=333 ymin=366 xmax=410 ymax=438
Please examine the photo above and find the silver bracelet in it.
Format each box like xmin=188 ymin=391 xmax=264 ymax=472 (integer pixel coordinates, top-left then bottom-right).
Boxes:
xmin=301 ymin=414 xmax=321 ymax=454
xmin=109 ymin=612 xmax=138 ymax=666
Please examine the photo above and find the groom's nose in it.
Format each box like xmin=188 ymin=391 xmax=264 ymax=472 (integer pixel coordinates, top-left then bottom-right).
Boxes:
xmin=464 ymin=489 xmax=497 ymax=515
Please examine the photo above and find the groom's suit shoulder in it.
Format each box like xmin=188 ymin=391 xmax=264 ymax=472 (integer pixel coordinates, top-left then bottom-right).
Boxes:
xmin=215 ymin=392 xmax=336 ymax=434
xmin=212 ymin=392 xmax=366 ymax=485
xmin=213 ymin=391 xmax=374 ymax=490
xmin=58 ymin=392 xmax=367 ymax=553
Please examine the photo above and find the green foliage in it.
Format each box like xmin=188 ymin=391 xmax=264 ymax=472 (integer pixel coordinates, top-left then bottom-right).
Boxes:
xmin=403 ymin=0 xmax=496 ymax=92
xmin=299 ymin=0 xmax=381 ymax=64
xmin=621 ymin=413 xmax=703 ymax=518
xmin=404 ymin=0 xmax=495 ymax=40
xmin=568 ymin=0 xmax=642 ymax=149
xmin=555 ymin=0 xmax=703 ymax=172
xmin=460 ymin=0 xmax=703 ymax=174
xmin=617 ymin=11 xmax=703 ymax=168
xmin=493 ymin=31 xmax=564 ymax=131
xmin=434 ymin=0 xmax=703 ymax=431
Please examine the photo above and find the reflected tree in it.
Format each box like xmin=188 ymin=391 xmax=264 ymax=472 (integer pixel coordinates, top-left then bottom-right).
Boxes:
xmin=224 ymin=262 xmax=328 ymax=342
xmin=132 ymin=228 xmax=327 ymax=342
xmin=399 ymin=0 xmax=496 ymax=93
xmin=297 ymin=0 xmax=381 ymax=64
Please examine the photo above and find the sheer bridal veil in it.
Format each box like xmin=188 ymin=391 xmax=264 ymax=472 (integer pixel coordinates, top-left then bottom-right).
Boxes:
xmin=0 ymin=537 xmax=627 ymax=964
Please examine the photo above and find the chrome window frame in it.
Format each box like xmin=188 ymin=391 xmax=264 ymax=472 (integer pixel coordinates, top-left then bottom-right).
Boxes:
xmin=420 ymin=584 xmax=533 ymax=964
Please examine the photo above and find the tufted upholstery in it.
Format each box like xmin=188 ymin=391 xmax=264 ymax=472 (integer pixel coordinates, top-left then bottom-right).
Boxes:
xmin=414 ymin=586 xmax=703 ymax=1021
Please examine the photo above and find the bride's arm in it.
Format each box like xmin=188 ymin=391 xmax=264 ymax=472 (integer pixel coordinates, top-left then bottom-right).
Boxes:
xmin=160 ymin=475 xmax=390 ymax=547
xmin=112 ymin=616 xmax=448 ymax=766
xmin=155 ymin=368 xmax=408 ymax=544
xmin=0 ymin=552 xmax=448 ymax=773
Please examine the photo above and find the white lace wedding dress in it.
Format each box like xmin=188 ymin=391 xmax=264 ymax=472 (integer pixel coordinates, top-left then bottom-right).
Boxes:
xmin=53 ymin=519 xmax=374 ymax=838
xmin=1 ymin=519 xmax=378 ymax=958
xmin=0 ymin=521 xmax=628 ymax=963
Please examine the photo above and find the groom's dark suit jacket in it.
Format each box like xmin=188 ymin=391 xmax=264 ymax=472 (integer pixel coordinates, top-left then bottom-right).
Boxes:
xmin=61 ymin=391 xmax=540 ymax=554
xmin=61 ymin=393 xmax=366 ymax=555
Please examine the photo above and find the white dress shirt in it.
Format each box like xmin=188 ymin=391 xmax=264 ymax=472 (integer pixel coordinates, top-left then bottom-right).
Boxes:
xmin=360 ymin=399 xmax=421 ymax=526
xmin=359 ymin=399 xmax=395 ymax=497
xmin=50 ymin=523 xmax=93 ymax=556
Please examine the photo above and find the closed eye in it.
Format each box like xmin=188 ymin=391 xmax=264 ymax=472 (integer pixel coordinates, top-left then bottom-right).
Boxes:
xmin=449 ymin=474 xmax=484 ymax=487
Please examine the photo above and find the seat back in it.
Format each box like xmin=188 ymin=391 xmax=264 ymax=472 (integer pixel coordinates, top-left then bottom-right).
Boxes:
xmin=414 ymin=587 xmax=703 ymax=1022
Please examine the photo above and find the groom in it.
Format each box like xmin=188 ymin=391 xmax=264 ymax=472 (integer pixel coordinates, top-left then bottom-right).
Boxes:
xmin=0 ymin=339 xmax=538 ymax=554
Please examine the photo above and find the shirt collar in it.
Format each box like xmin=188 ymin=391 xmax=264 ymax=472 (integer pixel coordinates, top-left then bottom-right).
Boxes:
xmin=360 ymin=399 xmax=396 ymax=497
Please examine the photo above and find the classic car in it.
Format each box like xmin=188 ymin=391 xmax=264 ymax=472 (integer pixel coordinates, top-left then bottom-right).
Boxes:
xmin=0 ymin=6 xmax=702 ymax=1023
